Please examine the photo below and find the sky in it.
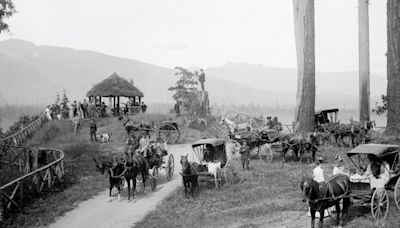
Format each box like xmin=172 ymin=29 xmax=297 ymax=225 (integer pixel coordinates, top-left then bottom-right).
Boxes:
xmin=0 ymin=0 xmax=387 ymax=75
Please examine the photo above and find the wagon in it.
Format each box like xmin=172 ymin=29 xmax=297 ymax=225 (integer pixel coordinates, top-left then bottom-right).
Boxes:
xmin=192 ymin=138 xmax=243 ymax=188
xmin=328 ymin=144 xmax=400 ymax=221
xmin=124 ymin=119 xmax=180 ymax=144
xmin=137 ymin=142 xmax=175 ymax=191
xmin=226 ymin=130 xmax=275 ymax=163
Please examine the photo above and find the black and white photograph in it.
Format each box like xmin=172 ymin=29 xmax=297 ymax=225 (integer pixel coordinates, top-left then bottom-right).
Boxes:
xmin=1 ymin=0 xmax=400 ymax=227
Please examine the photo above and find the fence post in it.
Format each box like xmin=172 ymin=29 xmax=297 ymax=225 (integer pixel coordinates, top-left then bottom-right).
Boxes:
xmin=0 ymin=189 xmax=3 ymax=222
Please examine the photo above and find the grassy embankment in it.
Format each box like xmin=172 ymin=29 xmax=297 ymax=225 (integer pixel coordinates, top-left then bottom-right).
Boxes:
xmin=137 ymin=142 xmax=400 ymax=228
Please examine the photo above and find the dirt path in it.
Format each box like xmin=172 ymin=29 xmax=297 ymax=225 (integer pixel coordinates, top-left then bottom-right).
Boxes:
xmin=50 ymin=144 xmax=193 ymax=228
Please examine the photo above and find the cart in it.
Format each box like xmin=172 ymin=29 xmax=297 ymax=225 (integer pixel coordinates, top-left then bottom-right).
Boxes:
xmin=327 ymin=144 xmax=400 ymax=221
xmin=137 ymin=141 xmax=175 ymax=191
xmin=124 ymin=119 xmax=180 ymax=144
xmin=192 ymin=138 xmax=243 ymax=188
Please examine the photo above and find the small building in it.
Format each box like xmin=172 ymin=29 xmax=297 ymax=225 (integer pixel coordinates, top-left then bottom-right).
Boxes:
xmin=86 ymin=72 xmax=144 ymax=114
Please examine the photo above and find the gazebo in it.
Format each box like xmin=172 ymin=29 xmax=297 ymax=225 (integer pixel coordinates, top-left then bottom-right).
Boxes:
xmin=86 ymin=72 xmax=144 ymax=114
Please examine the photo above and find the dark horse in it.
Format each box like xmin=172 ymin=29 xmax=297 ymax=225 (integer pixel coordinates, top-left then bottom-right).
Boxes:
xmin=124 ymin=150 xmax=150 ymax=200
xmin=93 ymin=158 xmax=125 ymax=201
xmin=300 ymin=175 xmax=351 ymax=228
xmin=180 ymin=155 xmax=198 ymax=199
xmin=281 ymin=132 xmax=319 ymax=162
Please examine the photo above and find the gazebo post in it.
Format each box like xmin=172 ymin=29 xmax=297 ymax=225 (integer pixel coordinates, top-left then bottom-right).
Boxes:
xmin=117 ymin=96 xmax=120 ymax=114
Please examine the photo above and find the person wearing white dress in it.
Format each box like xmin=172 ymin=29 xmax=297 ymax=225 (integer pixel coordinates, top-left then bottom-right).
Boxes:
xmin=44 ymin=106 xmax=52 ymax=120
xmin=365 ymin=154 xmax=390 ymax=190
xmin=313 ymin=157 xmax=325 ymax=183
xmin=333 ymin=155 xmax=349 ymax=176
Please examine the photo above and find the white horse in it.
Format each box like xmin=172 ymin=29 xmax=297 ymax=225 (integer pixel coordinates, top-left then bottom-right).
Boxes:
xmin=220 ymin=117 xmax=251 ymax=134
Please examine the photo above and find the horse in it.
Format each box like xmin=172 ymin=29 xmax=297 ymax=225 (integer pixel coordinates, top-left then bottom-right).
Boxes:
xmin=300 ymin=175 xmax=351 ymax=228
xmin=280 ymin=132 xmax=319 ymax=162
xmin=93 ymin=158 xmax=125 ymax=201
xmin=220 ymin=117 xmax=251 ymax=134
xmin=180 ymin=155 xmax=199 ymax=199
xmin=124 ymin=151 xmax=149 ymax=200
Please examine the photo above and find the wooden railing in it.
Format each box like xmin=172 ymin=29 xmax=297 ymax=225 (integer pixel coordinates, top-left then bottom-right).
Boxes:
xmin=0 ymin=146 xmax=64 ymax=221
xmin=0 ymin=114 xmax=47 ymax=146
xmin=0 ymin=113 xmax=65 ymax=222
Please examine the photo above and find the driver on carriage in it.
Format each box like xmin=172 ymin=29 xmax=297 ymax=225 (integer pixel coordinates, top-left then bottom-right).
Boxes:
xmin=364 ymin=154 xmax=390 ymax=190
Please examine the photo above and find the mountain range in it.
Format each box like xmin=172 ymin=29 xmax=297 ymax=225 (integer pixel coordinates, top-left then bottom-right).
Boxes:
xmin=0 ymin=39 xmax=387 ymax=109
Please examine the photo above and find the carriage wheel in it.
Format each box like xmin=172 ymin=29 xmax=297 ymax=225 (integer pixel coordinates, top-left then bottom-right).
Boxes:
xmin=152 ymin=167 xmax=159 ymax=178
xmin=371 ymin=188 xmax=389 ymax=220
xmin=395 ymin=177 xmax=400 ymax=210
xmin=226 ymin=140 xmax=241 ymax=160
xmin=158 ymin=124 xmax=180 ymax=144
xmin=224 ymin=158 xmax=244 ymax=185
xmin=166 ymin=154 xmax=174 ymax=181
xmin=258 ymin=144 xmax=273 ymax=163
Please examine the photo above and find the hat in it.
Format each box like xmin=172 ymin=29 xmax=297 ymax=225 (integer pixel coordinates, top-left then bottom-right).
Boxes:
xmin=317 ymin=156 xmax=324 ymax=162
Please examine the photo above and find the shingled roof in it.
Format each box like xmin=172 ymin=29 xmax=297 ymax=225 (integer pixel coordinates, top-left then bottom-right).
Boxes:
xmin=86 ymin=73 xmax=144 ymax=97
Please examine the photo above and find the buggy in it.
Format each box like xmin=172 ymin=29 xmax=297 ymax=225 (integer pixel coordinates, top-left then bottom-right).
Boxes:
xmin=124 ymin=119 xmax=180 ymax=144
xmin=325 ymin=144 xmax=400 ymax=221
xmin=192 ymin=138 xmax=243 ymax=188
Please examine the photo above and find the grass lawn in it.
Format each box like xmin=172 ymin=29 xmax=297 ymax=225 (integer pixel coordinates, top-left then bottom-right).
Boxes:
xmin=136 ymin=144 xmax=400 ymax=228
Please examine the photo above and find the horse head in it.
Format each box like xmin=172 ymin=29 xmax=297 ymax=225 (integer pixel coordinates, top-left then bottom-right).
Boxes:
xmin=180 ymin=154 xmax=190 ymax=174
xmin=300 ymin=176 xmax=318 ymax=202
xmin=93 ymin=158 xmax=111 ymax=175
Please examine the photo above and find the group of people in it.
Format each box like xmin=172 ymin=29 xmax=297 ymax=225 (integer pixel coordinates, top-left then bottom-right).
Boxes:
xmin=123 ymin=101 xmax=147 ymax=115
xmin=71 ymin=99 xmax=97 ymax=118
xmin=312 ymin=154 xmax=390 ymax=190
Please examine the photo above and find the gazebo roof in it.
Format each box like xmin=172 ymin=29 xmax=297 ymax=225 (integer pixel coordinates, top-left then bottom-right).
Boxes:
xmin=86 ymin=73 xmax=144 ymax=97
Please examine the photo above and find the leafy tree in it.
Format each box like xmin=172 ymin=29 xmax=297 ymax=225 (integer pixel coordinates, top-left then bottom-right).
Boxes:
xmin=168 ymin=67 xmax=198 ymax=110
xmin=60 ymin=90 xmax=70 ymax=119
xmin=0 ymin=0 xmax=16 ymax=33
xmin=373 ymin=95 xmax=387 ymax=116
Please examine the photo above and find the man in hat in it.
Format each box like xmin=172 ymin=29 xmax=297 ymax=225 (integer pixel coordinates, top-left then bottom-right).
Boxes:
xmin=198 ymin=69 xmax=206 ymax=91
xmin=89 ymin=118 xmax=97 ymax=142
xmin=239 ymin=141 xmax=251 ymax=170
xmin=313 ymin=157 xmax=325 ymax=183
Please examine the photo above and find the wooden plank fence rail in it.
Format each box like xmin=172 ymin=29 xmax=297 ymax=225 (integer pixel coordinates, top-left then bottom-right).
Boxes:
xmin=0 ymin=146 xmax=64 ymax=221
xmin=0 ymin=114 xmax=47 ymax=146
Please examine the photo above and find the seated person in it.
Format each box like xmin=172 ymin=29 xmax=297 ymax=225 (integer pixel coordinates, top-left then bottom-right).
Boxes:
xmin=332 ymin=155 xmax=349 ymax=176
xmin=365 ymin=154 xmax=390 ymax=190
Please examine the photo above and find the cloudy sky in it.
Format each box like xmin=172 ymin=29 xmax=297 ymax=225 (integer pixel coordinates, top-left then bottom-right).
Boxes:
xmin=0 ymin=0 xmax=387 ymax=74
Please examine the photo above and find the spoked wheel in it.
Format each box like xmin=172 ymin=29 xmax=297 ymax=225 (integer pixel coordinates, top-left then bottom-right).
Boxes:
xmin=257 ymin=143 xmax=274 ymax=163
xmin=166 ymin=154 xmax=174 ymax=181
xmin=226 ymin=140 xmax=241 ymax=160
xmin=371 ymin=188 xmax=389 ymax=220
xmin=158 ymin=124 xmax=180 ymax=144
xmin=224 ymin=158 xmax=244 ymax=185
xmin=395 ymin=177 xmax=400 ymax=210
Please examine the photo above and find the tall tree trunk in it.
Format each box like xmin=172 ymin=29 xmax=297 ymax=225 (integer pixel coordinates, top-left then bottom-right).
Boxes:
xmin=293 ymin=0 xmax=315 ymax=133
xmin=359 ymin=0 xmax=370 ymax=122
xmin=386 ymin=0 xmax=400 ymax=135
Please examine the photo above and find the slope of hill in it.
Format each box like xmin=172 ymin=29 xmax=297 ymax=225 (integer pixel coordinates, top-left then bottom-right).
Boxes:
xmin=0 ymin=39 xmax=385 ymax=108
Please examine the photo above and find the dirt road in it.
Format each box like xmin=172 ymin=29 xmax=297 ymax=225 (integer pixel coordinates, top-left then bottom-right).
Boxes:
xmin=50 ymin=144 xmax=194 ymax=228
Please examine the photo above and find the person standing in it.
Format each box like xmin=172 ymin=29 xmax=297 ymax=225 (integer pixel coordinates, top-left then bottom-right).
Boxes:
xmin=44 ymin=106 xmax=52 ymax=120
xmin=239 ymin=141 xmax=251 ymax=170
xmin=89 ymin=118 xmax=97 ymax=142
xmin=141 ymin=102 xmax=147 ymax=113
xmin=72 ymin=101 xmax=78 ymax=117
xmin=198 ymin=69 xmax=206 ymax=91
xmin=78 ymin=102 xmax=83 ymax=118
xmin=313 ymin=157 xmax=325 ymax=183
xmin=174 ymin=101 xmax=181 ymax=117
xmin=333 ymin=154 xmax=348 ymax=176
xmin=83 ymin=99 xmax=89 ymax=118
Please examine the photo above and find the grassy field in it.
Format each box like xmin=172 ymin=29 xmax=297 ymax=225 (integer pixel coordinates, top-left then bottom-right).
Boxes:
xmin=137 ymin=143 xmax=400 ymax=228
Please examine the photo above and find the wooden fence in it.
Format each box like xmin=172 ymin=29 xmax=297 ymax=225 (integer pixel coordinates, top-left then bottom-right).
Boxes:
xmin=0 ymin=113 xmax=65 ymax=222
xmin=0 ymin=146 xmax=64 ymax=221
xmin=0 ymin=114 xmax=47 ymax=146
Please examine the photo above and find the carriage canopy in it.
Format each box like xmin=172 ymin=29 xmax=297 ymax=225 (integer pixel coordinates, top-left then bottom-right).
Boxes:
xmin=347 ymin=144 xmax=400 ymax=158
xmin=192 ymin=138 xmax=225 ymax=148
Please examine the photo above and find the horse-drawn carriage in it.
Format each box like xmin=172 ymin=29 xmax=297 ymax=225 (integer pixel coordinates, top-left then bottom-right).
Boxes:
xmin=191 ymin=138 xmax=243 ymax=188
xmin=314 ymin=108 xmax=372 ymax=147
xmin=124 ymin=119 xmax=180 ymax=144
xmin=302 ymin=144 xmax=400 ymax=227
xmin=94 ymin=140 xmax=174 ymax=201
xmin=344 ymin=144 xmax=400 ymax=220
